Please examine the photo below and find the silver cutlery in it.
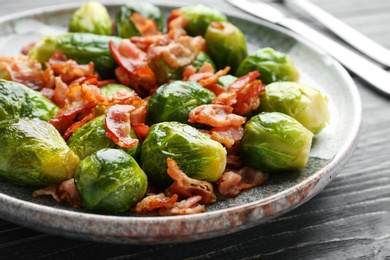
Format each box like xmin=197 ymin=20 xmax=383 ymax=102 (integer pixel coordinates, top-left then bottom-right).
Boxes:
xmin=226 ymin=0 xmax=390 ymax=96
xmin=284 ymin=0 xmax=390 ymax=68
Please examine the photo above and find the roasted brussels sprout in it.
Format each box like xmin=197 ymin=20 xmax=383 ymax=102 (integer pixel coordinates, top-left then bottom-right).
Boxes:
xmin=67 ymin=115 xmax=140 ymax=160
xmin=236 ymin=47 xmax=300 ymax=84
xmin=179 ymin=4 xmax=228 ymax=36
xmin=0 ymin=118 xmax=79 ymax=186
xmin=0 ymin=79 xmax=59 ymax=121
xmin=115 ymin=2 xmax=164 ymax=38
xmin=260 ymin=82 xmax=329 ymax=134
xmin=74 ymin=148 xmax=147 ymax=212
xmin=28 ymin=33 xmax=122 ymax=78
xmin=241 ymin=112 xmax=313 ymax=171
xmin=69 ymin=1 xmax=112 ymax=35
xmin=140 ymin=122 xmax=227 ymax=188
xmin=146 ymin=80 xmax=215 ymax=125
xmin=205 ymin=22 xmax=247 ymax=74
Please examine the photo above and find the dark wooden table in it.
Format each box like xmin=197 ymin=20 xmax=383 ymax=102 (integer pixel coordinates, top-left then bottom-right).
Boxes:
xmin=1 ymin=0 xmax=390 ymax=259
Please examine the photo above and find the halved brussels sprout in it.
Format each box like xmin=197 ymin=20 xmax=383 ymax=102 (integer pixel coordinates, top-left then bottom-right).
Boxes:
xmin=69 ymin=1 xmax=112 ymax=35
xmin=74 ymin=148 xmax=147 ymax=213
xmin=260 ymin=82 xmax=329 ymax=134
xmin=0 ymin=79 xmax=59 ymax=121
xmin=240 ymin=112 xmax=313 ymax=171
xmin=115 ymin=2 xmax=164 ymax=38
xmin=140 ymin=122 xmax=227 ymax=188
xmin=205 ymin=22 xmax=247 ymax=74
xmin=179 ymin=4 xmax=228 ymax=36
xmin=236 ymin=47 xmax=300 ymax=84
xmin=0 ymin=118 xmax=79 ymax=186
xmin=146 ymin=80 xmax=215 ymax=125
xmin=67 ymin=115 xmax=140 ymax=160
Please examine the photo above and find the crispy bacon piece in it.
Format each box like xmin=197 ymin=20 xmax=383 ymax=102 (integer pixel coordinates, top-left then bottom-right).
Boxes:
xmin=110 ymin=40 xmax=157 ymax=96
xmin=198 ymin=66 xmax=230 ymax=87
xmin=159 ymin=195 xmax=206 ymax=216
xmin=133 ymin=193 xmax=178 ymax=213
xmin=167 ymin=9 xmax=187 ymax=39
xmin=209 ymin=126 xmax=244 ymax=149
xmin=148 ymin=36 xmax=206 ymax=69
xmin=105 ymin=104 xmax=138 ymax=148
xmin=213 ymin=70 xmax=264 ymax=115
xmin=188 ymin=104 xmax=246 ymax=127
xmin=32 ymin=179 xmax=82 ymax=208
xmin=47 ymin=59 xmax=94 ymax=85
xmin=52 ymin=77 xmax=69 ymax=108
xmin=165 ymin=158 xmax=216 ymax=204
xmin=0 ymin=55 xmax=45 ymax=90
xmin=49 ymin=84 xmax=97 ymax=135
xmin=130 ymin=13 xmax=160 ymax=36
xmin=62 ymin=108 xmax=95 ymax=140
xmin=217 ymin=167 xmax=269 ymax=198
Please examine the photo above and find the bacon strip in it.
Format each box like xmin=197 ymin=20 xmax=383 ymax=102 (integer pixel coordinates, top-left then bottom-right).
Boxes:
xmin=130 ymin=13 xmax=160 ymax=36
xmin=188 ymin=104 xmax=246 ymax=127
xmin=133 ymin=193 xmax=178 ymax=213
xmin=159 ymin=195 xmax=206 ymax=216
xmin=32 ymin=178 xmax=82 ymax=208
xmin=165 ymin=158 xmax=216 ymax=204
xmin=217 ymin=167 xmax=269 ymax=198
xmin=105 ymin=104 xmax=138 ymax=148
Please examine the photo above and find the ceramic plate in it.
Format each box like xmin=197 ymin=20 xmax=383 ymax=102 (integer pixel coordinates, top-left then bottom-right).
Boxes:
xmin=0 ymin=2 xmax=361 ymax=244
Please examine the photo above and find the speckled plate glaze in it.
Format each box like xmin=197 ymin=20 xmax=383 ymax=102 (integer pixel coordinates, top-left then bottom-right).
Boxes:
xmin=0 ymin=1 xmax=361 ymax=244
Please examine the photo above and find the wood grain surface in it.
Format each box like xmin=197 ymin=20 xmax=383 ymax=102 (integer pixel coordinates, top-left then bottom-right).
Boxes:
xmin=0 ymin=0 xmax=390 ymax=259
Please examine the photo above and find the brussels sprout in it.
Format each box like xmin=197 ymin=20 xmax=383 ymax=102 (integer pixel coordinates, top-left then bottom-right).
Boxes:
xmin=0 ymin=118 xmax=79 ymax=186
xmin=74 ymin=148 xmax=147 ymax=212
xmin=67 ymin=115 xmax=140 ymax=160
xmin=0 ymin=79 xmax=59 ymax=121
xmin=236 ymin=47 xmax=300 ymax=84
xmin=29 ymin=33 xmax=122 ymax=78
xmin=140 ymin=122 xmax=227 ymax=188
xmin=115 ymin=2 xmax=164 ymax=38
xmin=260 ymin=82 xmax=329 ymax=134
xmin=217 ymin=74 xmax=237 ymax=88
xmin=240 ymin=112 xmax=313 ymax=171
xmin=146 ymin=80 xmax=215 ymax=125
xmin=179 ymin=4 xmax=228 ymax=36
xmin=205 ymin=22 xmax=247 ymax=74
xmin=69 ymin=2 xmax=112 ymax=36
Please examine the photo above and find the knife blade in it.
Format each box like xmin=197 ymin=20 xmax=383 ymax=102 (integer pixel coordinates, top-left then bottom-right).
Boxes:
xmin=226 ymin=0 xmax=390 ymax=96
xmin=285 ymin=0 xmax=390 ymax=68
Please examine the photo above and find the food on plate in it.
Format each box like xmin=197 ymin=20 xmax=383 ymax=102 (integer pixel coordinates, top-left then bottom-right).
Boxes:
xmin=205 ymin=21 xmax=248 ymax=74
xmin=178 ymin=4 xmax=228 ymax=36
xmin=140 ymin=121 xmax=227 ymax=188
xmin=28 ymin=33 xmax=122 ymax=78
xmin=69 ymin=1 xmax=112 ymax=36
xmin=260 ymin=82 xmax=329 ymax=134
xmin=74 ymin=148 xmax=147 ymax=212
xmin=115 ymin=1 xmax=164 ymax=38
xmin=0 ymin=79 xmax=59 ymax=121
xmin=146 ymin=80 xmax=216 ymax=125
xmin=0 ymin=2 xmax=330 ymax=216
xmin=236 ymin=47 xmax=300 ymax=84
xmin=0 ymin=118 xmax=79 ymax=186
xmin=241 ymin=112 xmax=314 ymax=171
xmin=67 ymin=115 xmax=140 ymax=160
